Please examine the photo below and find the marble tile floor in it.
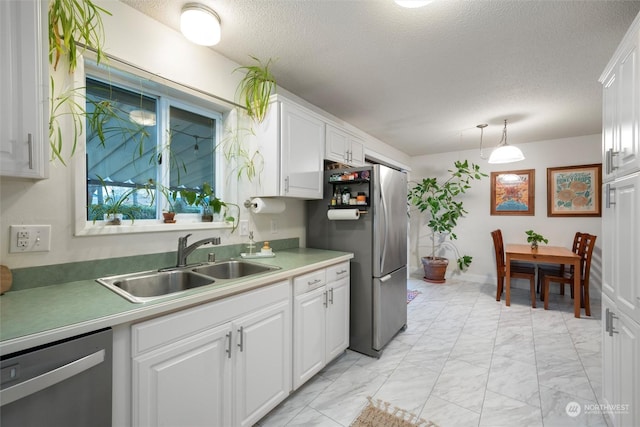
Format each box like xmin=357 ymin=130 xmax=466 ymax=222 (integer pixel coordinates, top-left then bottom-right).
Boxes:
xmin=256 ymin=277 xmax=608 ymax=427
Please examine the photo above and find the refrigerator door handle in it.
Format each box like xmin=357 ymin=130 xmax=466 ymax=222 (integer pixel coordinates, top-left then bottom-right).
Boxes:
xmin=380 ymin=274 xmax=392 ymax=282
xmin=379 ymin=179 xmax=389 ymax=270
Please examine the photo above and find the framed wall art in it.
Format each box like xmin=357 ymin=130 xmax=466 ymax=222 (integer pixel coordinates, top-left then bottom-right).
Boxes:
xmin=547 ymin=163 xmax=602 ymax=217
xmin=490 ymin=169 xmax=535 ymax=216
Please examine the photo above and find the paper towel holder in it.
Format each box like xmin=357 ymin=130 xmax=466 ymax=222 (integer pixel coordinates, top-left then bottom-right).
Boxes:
xmin=243 ymin=199 xmax=257 ymax=209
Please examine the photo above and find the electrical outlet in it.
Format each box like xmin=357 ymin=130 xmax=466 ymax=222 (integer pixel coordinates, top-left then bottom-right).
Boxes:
xmin=239 ymin=220 xmax=249 ymax=236
xmin=10 ymin=225 xmax=51 ymax=253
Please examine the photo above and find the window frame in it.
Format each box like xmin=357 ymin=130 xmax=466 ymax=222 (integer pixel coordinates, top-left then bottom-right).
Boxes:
xmin=73 ymin=56 xmax=232 ymax=236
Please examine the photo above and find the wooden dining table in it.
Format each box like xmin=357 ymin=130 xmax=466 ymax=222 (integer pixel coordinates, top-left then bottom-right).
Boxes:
xmin=505 ymin=244 xmax=583 ymax=318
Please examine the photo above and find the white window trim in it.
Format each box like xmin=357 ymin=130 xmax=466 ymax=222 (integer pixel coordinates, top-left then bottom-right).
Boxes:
xmin=73 ymin=55 xmax=234 ymax=237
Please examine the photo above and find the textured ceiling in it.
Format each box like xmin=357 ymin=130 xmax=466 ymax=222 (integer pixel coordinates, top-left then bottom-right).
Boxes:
xmin=121 ymin=0 xmax=640 ymax=157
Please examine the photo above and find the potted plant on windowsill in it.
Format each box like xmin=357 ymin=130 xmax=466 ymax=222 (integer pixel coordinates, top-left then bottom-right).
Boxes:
xmin=525 ymin=230 xmax=548 ymax=251
xmin=179 ymin=183 xmax=239 ymax=231
xmin=408 ymin=160 xmax=486 ymax=283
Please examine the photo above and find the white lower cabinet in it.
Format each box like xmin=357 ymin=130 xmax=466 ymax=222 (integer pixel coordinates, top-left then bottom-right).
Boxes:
xmin=131 ymin=280 xmax=291 ymax=427
xmin=233 ymin=300 xmax=290 ymax=427
xmin=133 ymin=323 xmax=233 ymax=427
xmin=602 ymin=294 xmax=640 ymax=427
xmin=293 ymin=263 xmax=350 ymax=390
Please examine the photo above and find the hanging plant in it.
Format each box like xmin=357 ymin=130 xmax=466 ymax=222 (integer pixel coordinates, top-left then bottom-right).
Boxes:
xmin=48 ymin=0 xmax=111 ymax=72
xmin=234 ymin=56 xmax=277 ymax=123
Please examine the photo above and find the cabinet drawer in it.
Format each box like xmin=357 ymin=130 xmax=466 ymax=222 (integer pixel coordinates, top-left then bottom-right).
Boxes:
xmin=132 ymin=280 xmax=289 ymax=356
xmin=326 ymin=262 xmax=350 ymax=282
xmin=293 ymin=269 xmax=326 ymax=296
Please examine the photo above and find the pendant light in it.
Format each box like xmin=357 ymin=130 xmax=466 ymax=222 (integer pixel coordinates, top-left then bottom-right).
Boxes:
xmin=180 ymin=3 xmax=221 ymax=46
xmin=395 ymin=0 xmax=433 ymax=8
xmin=478 ymin=119 xmax=525 ymax=164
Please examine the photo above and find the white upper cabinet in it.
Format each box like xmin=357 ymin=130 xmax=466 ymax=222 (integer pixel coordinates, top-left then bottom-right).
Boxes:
xmin=254 ymin=95 xmax=325 ymax=199
xmin=0 ymin=0 xmax=48 ymax=179
xmin=600 ymin=14 xmax=640 ymax=182
xmin=325 ymin=124 xmax=365 ymax=167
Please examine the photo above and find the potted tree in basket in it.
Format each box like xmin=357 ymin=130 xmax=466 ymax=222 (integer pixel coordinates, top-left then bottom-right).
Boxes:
xmin=408 ymin=160 xmax=486 ymax=283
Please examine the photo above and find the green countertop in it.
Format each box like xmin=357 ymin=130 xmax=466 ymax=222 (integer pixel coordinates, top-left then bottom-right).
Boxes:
xmin=0 ymin=248 xmax=353 ymax=355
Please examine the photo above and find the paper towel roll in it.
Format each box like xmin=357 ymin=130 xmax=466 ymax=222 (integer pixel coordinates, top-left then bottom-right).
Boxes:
xmin=327 ymin=209 xmax=360 ymax=220
xmin=250 ymin=198 xmax=286 ymax=214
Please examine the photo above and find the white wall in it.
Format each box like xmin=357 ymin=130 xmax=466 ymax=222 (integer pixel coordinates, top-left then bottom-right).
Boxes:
xmin=408 ymin=134 xmax=603 ymax=291
xmin=0 ymin=0 xmax=407 ymax=270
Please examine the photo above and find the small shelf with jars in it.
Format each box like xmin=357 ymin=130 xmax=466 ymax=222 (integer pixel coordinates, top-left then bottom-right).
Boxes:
xmin=328 ymin=170 xmax=370 ymax=209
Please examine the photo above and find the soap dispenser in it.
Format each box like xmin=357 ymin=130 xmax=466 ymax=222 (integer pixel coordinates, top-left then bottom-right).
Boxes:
xmin=261 ymin=241 xmax=273 ymax=255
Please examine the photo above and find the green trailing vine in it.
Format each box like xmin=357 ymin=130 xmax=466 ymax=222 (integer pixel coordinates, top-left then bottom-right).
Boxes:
xmin=48 ymin=0 xmax=110 ymax=72
xmin=234 ymin=56 xmax=277 ymax=123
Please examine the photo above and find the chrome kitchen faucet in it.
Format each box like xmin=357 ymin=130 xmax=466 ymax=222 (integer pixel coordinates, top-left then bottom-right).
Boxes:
xmin=176 ymin=234 xmax=221 ymax=267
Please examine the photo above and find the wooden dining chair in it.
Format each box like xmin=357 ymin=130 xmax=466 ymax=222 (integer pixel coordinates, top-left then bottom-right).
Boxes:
xmin=491 ymin=229 xmax=537 ymax=308
xmin=540 ymin=233 xmax=597 ymax=315
xmin=537 ymin=231 xmax=584 ymax=299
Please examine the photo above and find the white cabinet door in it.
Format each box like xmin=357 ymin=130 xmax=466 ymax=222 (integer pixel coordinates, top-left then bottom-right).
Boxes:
xmin=601 ymin=16 xmax=640 ymax=181
xmin=0 ymin=0 xmax=48 ymax=179
xmin=325 ymin=124 xmax=365 ymax=167
xmin=602 ymin=72 xmax=618 ymax=182
xmin=604 ymin=173 xmax=640 ymax=323
xmin=326 ymin=276 xmax=350 ymax=361
xmin=280 ymin=100 xmax=325 ymax=199
xmin=293 ymin=286 xmax=327 ymax=389
xmin=602 ymin=295 xmax=617 ymax=425
xmin=326 ymin=124 xmax=350 ymax=164
xmin=617 ymin=311 xmax=639 ymax=427
xmin=603 ymin=295 xmax=639 ymax=427
xmin=349 ymin=136 xmax=365 ymax=167
xmin=616 ymin=37 xmax=640 ymax=177
xmin=601 ymin=183 xmax=616 ymax=298
xmin=234 ymin=299 xmax=291 ymax=427
xmin=133 ymin=323 xmax=233 ymax=427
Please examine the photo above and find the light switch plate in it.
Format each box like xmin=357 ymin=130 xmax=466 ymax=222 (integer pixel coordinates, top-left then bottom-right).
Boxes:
xmin=9 ymin=225 xmax=51 ymax=253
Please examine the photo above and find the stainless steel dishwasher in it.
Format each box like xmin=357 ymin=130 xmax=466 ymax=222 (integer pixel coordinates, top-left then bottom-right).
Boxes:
xmin=1 ymin=328 xmax=112 ymax=427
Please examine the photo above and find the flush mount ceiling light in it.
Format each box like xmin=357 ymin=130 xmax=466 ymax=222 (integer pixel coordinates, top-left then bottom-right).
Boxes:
xmin=395 ymin=0 xmax=433 ymax=8
xmin=478 ymin=119 xmax=525 ymax=164
xmin=129 ymin=109 xmax=156 ymax=126
xmin=180 ymin=3 xmax=221 ymax=46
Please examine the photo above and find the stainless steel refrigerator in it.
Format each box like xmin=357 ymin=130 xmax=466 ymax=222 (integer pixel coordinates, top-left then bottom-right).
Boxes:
xmin=307 ymin=164 xmax=407 ymax=357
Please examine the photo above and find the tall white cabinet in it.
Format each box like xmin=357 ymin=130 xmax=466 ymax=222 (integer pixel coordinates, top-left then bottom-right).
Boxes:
xmin=0 ymin=0 xmax=48 ymax=179
xmin=599 ymin=11 xmax=640 ymax=427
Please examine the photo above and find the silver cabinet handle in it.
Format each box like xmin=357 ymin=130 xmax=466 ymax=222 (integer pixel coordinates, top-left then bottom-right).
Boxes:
xmin=323 ymin=290 xmax=328 ymax=307
xmin=226 ymin=332 xmax=232 ymax=358
xmin=329 ymin=287 xmax=334 ymax=304
xmin=237 ymin=326 xmax=244 ymax=352
xmin=27 ymin=133 xmax=33 ymax=170
xmin=608 ymin=310 xmax=619 ymax=337
xmin=0 ymin=349 xmax=105 ymax=406
xmin=336 ymin=269 xmax=347 ymax=275
xmin=284 ymin=176 xmax=290 ymax=193
xmin=606 ymin=183 xmax=615 ymax=208
xmin=605 ymin=308 xmax=610 ymax=333
xmin=308 ymin=278 xmax=322 ymax=286
xmin=606 ymin=148 xmax=619 ymax=174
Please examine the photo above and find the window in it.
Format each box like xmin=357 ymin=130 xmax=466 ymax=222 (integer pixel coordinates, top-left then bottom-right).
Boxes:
xmin=83 ymin=64 xmax=223 ymax=228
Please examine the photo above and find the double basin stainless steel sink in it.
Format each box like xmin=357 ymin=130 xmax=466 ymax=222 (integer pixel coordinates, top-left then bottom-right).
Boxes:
xmin=96 ymin=260 xmax=281 ymax=303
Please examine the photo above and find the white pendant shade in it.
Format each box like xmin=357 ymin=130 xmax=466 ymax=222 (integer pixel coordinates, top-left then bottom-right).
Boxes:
xmin=129 ymin=109 xmax=156 ymax=126
xmin=488 ymin=144 xmax=525 ymax=164
xmin=180 ymin=4 xmax=221 ymax=46
xmin=395 ymin=0 xmax=433 ymax=8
